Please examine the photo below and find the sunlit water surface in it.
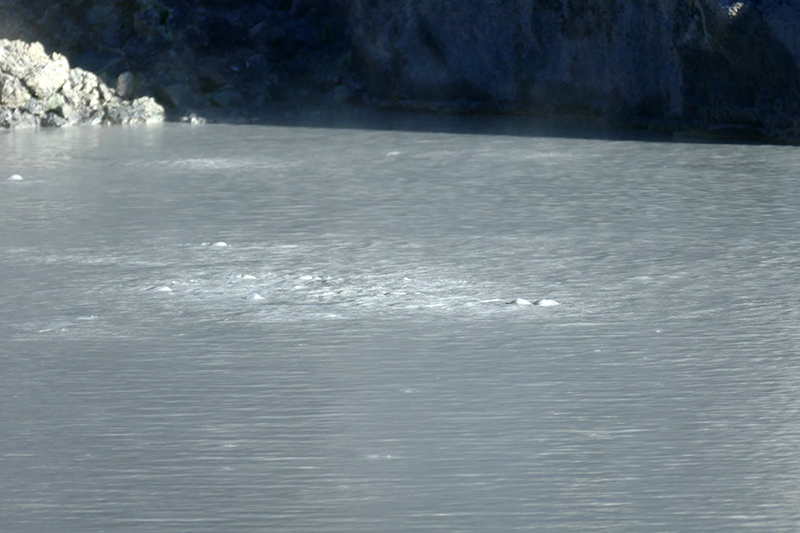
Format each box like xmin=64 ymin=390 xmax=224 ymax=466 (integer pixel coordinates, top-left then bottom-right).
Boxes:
xmin=2 ymin=118 xmax=800 ymax=532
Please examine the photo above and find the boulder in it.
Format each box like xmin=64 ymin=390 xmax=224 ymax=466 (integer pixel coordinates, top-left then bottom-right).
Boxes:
xmin=115 ymin=71 xmax=137 ymax=99
xmin=23 ymin=49 xmax=69 ymax=98
xmin=0 ymin=73 xmax=31 ymax=108
xmin=62 ymin=68 xmax=106 ymax=110
xmin=104 ymin=96 xmax=165 ymax=125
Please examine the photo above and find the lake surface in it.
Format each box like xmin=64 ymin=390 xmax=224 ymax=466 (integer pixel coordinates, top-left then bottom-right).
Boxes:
xmin=2 ymin=116 xmax=800 ymax=532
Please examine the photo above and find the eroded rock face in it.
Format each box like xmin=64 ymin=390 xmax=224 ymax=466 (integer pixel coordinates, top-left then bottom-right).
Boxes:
xmin=0 ymin=38 xmax=164 ymax=128
xmin=348 ymin=0 xmax=800 ymax=140
xmin=349 ymin=1 xmax=679 ymax=110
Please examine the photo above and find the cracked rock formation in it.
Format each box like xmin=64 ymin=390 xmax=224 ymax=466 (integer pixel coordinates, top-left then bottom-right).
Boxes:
xmin=0 ymin=39 xmax=163 ymax=128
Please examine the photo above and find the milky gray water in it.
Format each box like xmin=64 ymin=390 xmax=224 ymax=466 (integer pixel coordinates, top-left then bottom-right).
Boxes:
xmin=2 ymin=117 xmax=800 ymax=532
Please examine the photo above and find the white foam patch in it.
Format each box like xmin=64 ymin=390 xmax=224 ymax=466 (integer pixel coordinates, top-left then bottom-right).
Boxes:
xmin=230 ymin=273 xmax=257 ymax=280
xmin=159 ymin=156 xmax=299 ymax=172
xmin=168 ymin=158 xmax=255 ymax=170
xmin=151 ymin=285 xmax=173 ymax=292
xmin=115 ymin=239 xmax=571 ymax=325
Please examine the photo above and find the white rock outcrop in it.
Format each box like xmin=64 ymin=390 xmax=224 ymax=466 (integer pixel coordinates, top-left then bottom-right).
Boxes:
xmin=0 ymin=39 xmax=164 ymax=128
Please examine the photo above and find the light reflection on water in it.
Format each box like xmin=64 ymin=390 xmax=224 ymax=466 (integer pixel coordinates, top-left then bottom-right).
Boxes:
xmin=1 ymin=119 xmax=800 ymax=532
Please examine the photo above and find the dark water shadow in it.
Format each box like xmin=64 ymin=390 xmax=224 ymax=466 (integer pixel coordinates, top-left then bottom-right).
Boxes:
xmin=165 ymin=104 xmax=771 ymax=146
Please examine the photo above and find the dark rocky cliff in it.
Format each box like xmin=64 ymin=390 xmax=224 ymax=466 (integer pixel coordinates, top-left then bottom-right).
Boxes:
xmin=350 ymin=0 xmax=800 ymax=140
xmin=2 ymin=0 xmax=800 ymax=141
xmin=0 ymin=0 xmax=356 ymax=117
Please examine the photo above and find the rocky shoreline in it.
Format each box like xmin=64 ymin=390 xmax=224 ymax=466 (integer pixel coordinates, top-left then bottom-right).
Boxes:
xmin=0 ymin=0 xmax=358 ymax=129
xmin=1 ymin=1 xmax=800 ymax=143
xmin=0 ymin=39 xmax=163 ymax=128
